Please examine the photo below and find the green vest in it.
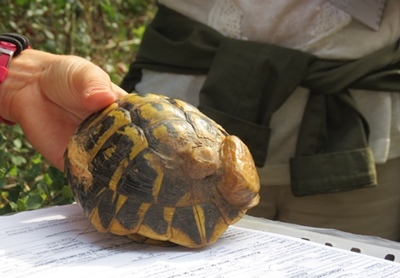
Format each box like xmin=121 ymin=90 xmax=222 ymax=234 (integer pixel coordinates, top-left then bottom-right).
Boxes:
xmin=121 ymin=4 xmax=400 ymax=196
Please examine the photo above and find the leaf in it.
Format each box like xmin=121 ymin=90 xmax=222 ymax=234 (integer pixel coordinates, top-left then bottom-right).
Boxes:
xmin=13 ymin=138 xmax=22 ymax=149
xmin=62 ymin=186 xmax=74 ymax=199
xmin=48 ymin=166 xmax=67 ymax=184
xmin=11 ymin=155 xmax=27 ymax=166
xmin=37 ymin=182 xmax=51 ymax=199
xmin=7 ymin=165 xmax=18 ymax=177
xmin=24 ymin=163 xmax=42 ymax=182
xmin=25 ymin=194 xmax=44 ymax=210
xmin=17 ymin=199 xmax=27 ymax=211
xmin=31 ymin=154 xmax=43 ymax=164
xmin=44 ymin=29 xmax=55 ymax=40
xmin=9 ymin=200 xmax=19 ymax=212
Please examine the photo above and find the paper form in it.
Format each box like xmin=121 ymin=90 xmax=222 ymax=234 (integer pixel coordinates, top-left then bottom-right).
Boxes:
xmin=1 ymin=204 xmax=399 ymax=278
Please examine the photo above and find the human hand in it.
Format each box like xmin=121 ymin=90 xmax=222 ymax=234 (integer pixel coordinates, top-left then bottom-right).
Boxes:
xmin=0 ymin=49 xmax=127 ymax=171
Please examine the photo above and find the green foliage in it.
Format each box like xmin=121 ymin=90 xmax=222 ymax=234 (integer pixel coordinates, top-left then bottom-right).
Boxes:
xmin=0 ymin=0 xmax=156 ymax=84
xmin=0 ymin=0 xmax=156 ymax=214
xmin=0 ymin=125 xmax=74 ymax=214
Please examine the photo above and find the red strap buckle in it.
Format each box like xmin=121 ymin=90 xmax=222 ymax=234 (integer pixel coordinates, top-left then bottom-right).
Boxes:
xmin=0 ymin=42 xmax=16 ymax=83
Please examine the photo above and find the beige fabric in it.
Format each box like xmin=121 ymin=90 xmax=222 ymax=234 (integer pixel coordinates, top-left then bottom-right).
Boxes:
xmin=248 ymin=158 xmax=400 ymax=241
xmin=159 ymin=0 xmax=400 ymax=58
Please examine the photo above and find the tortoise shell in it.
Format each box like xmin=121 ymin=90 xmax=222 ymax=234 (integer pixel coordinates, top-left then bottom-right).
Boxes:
xmin=64 ymin=93 xmax=260 ymax=248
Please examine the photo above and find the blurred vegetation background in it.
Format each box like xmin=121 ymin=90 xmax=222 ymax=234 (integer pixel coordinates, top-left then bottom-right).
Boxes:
xmin=0 ymin=0 xmax=156 ymax=215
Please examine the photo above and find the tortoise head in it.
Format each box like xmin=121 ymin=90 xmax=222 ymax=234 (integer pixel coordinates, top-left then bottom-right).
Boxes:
xmin=218 ymin=135 xmax=260 ymax=211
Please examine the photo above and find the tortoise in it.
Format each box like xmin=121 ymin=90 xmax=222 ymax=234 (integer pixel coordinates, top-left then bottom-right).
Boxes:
xmin=64 ymin=92 xmax=260 ymax=248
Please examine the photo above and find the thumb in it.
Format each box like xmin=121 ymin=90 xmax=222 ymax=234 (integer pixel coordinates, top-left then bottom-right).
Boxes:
xmin=83 ymin=82 xmax=128 ymax=112
xmin=70 ymin=60 xmax=128 ymax=112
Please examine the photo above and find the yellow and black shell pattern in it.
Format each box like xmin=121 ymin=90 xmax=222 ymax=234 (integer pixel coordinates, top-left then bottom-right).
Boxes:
xmin=64 ymin=93 xmax=260 ymax=248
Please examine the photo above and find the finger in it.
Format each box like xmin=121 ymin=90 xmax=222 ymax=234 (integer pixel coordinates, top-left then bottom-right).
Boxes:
xmin=83 ymin=83 xmax=127 ymax=112
xmin=84 ymin=90 xmax=117 ymax=111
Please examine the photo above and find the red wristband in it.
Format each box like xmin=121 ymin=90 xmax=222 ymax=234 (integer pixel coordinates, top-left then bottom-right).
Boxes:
xmin=0 ymin=41 xmax=16 ymax=83
xmin=0 ymin=34 xmax=31 ymax=125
